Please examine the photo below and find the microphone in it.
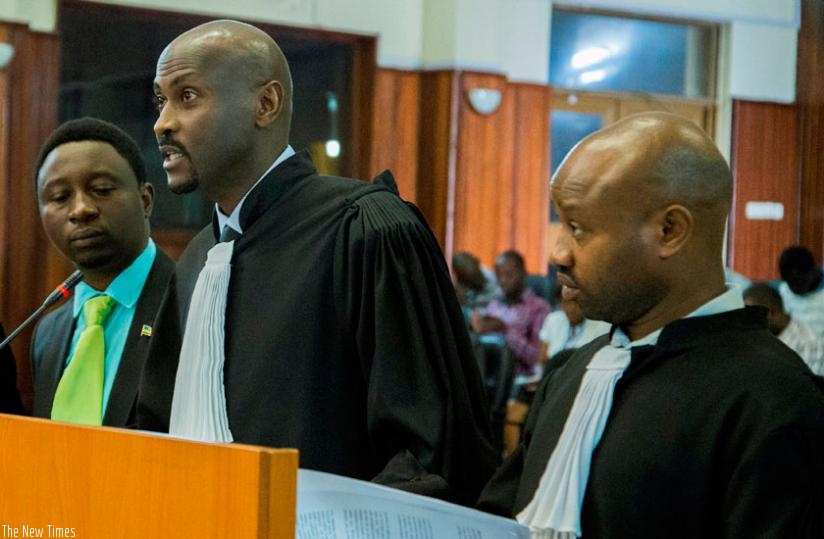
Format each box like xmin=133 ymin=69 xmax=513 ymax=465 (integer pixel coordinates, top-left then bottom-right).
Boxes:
xmin=0 ymin=270 xmax=84 ymax=351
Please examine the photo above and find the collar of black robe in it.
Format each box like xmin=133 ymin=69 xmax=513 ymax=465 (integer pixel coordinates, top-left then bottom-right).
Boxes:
xmin=210 ymin=150 xmax=318 ymax=242
xmin=620 ymin=306 xmax=768 ymax=380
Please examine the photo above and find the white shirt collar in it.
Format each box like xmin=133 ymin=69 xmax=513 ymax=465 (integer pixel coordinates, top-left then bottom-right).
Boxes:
xmin=216 ymin=145 xmax=296 ymax=234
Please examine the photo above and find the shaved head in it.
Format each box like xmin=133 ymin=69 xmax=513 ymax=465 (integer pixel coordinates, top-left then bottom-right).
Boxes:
xmin=153 ymin=19 xmax=294 ymax=211
xmin=557 ymin=112 xmax=731 ymax=245
xmin=550 ymin=112 xmax=732 ymax=339
xmin=161 ymin=20 xmax=292 ymax=103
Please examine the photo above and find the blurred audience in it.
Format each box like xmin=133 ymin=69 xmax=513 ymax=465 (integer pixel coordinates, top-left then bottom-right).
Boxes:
xmin=778 ymin=245 xmax=824 ymax=338
xmin=452 ymin=251 xmax=500 ymax=312
xmin=471 ymin=250 xmax=551 ymax=378
xmin=503 ymin=296 xmax=609 ymax=457
xmin=539 ymin=292 xmax=610 ymax=364
xmin=744 ymin=282 xmax=824 ymax=375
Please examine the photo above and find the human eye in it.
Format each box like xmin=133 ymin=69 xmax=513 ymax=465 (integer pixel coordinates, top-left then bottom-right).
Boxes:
xmin=568 ymin=221 xmax=585 ymax=240
xmin=47 ymin=191 xmax=69 ymax=204
xmin=90 ymin=179 xmax=117 ymax=196
xmin=181 ymin=88 xmax=198 ymax=103
xmin=153 ymin=93 xmax=167 ymax=112
xmin=44 ymin=189 xmax=70 ymax=205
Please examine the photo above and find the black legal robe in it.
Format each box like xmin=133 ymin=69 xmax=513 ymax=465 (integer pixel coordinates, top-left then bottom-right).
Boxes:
xmin=138 ymin=151 xmax=496 ymax=505
xmin=479 ymin=307 xmax=824 ymax=538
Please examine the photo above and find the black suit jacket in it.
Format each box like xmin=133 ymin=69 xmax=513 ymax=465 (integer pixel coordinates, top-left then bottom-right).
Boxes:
xmin=0 ymin=324 xmax=24 ymax=414
xmin=31 ymin=249 xmax=174 ymax=427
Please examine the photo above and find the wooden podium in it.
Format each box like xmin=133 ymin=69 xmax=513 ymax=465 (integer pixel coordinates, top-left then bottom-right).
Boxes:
xmin=0 ymin=414 xmax=298 ymax=537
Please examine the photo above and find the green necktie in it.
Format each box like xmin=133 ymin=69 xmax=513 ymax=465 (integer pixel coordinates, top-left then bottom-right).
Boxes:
xmin=51 ymin=294 xmax=115 ymax=425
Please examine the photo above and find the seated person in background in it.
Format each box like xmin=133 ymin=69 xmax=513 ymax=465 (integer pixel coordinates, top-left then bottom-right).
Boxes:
xmin=478 ymin=112 xmax=824 ymax=538
xmin=1 ymin=324 xmax=24 ymax=414
xmin=31 ymin=118 xmax=174 ymax=427
xmin=471 ymin=250 xmax=551 ymax=379
xmin=744 ymin=282 xmax=824 ymax=375
xmin=538 ymin=292 xmax=610 ymax=365
xmin=778 ymin=245 xmax=824 ymax=338
xmin=452 ymin=251 xmax=500 ymax=312
xmin=504 ymin=297 xmax=609 ymax=456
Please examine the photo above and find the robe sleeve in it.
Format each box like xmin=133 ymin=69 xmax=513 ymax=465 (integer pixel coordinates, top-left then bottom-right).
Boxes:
xmin=475 ymin=352 xmax=557 ymax=516
xmin=335 ymin=188 xmax=496 ymax=506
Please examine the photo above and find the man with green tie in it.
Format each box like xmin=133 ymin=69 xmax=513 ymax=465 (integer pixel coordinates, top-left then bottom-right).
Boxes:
xmin=31 ymin=117 xmax=174 ymax=426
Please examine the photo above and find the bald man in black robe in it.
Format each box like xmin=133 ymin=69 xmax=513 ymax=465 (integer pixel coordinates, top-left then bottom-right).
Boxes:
xmin=478 ymin=113 xmax=824 ymax=537
xmin=138 ymin=20 xmax=495 ymax=505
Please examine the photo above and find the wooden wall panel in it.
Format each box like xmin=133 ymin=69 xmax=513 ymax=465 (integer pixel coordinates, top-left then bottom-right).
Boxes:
xmin=729 ymin=100 xmax=799 ymax=280
xmin=451 ymin=75 xmax=551 ymax=274
xmin=346 ymin=37 xmax=377 ymax=181
xmin=453 ymin=72 xmax=512 ymax=270
xmin=416 ymin=71 xmax=458 ymax=252
xmin=0 ymin=25 xmax=10 ymax=305
xmin=368 ymin=68 xmax=552 ymax=273
xmin=797 ymin=0 xmax=824 ymax=261
xmin=0 ymin=23 xmax=64 ymax=412
xmin=510 ymin=83 xmax=551 ymax=273
xmin=370 ymin=68 xmax=421 ymax=202
xmin=411 ymin=70 xmax=551 ymax=274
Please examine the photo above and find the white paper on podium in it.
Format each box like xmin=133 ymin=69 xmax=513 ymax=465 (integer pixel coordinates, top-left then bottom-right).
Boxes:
xmin=296 ymin=469 xmax=528 ymax=539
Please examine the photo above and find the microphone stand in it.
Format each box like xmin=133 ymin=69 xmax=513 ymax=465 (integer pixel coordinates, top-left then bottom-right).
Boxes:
xmin=0 ymin=270 xmax=84 ymax=351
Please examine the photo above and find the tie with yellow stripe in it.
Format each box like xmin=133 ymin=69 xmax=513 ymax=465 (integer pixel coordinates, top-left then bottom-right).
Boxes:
xmin=51 ymin=294 xmax=115 ymax=425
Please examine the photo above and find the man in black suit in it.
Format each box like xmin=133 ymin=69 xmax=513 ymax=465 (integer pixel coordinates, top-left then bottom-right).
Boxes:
xmin=0 ymin=324 xmax=24 ymax=414
xmin=31 ymin=118 xmax=174 ymax=427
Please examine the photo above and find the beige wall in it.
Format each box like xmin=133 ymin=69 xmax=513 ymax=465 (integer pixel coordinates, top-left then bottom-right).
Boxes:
xmin=0 ymin=0 xmax=799 ymax=102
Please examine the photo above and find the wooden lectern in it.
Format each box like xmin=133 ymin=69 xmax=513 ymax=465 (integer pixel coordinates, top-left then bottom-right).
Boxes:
xmin=0 ymin=414 xmax=298 ymax=537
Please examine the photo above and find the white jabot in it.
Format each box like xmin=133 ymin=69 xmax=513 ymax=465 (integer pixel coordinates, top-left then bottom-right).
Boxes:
xmin=168 ymin=241 xmax=235 ymax=442
xmin=517 ymin=285 xmax=744 ymax=538
xmin=516 ymin=328 xmax=658 ymax=538
xmin=170 ymin=146 xmax=297 ymax=442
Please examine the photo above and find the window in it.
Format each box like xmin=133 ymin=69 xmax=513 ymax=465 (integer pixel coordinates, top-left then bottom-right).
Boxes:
xmin=550 ymin=9 xmax=717 ymax=98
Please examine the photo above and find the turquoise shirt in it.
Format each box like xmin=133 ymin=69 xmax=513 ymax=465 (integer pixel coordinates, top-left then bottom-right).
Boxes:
xmin=66 ymin=240 xmax=157 ymax=410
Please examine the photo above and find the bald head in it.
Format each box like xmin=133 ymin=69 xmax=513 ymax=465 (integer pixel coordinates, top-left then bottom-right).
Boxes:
xmin=555 ymin=112 xmax=731 ymax=251
xmin=549 ymin=112 xmax=732 ymax=339
xmin=153 ymin=20 xmax=294 ymax=211
xmin=160 ymin=20 xmax=292 ymax=126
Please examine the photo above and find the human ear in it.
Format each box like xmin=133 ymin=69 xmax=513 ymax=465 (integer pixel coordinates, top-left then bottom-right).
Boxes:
xmin=658 ymin=204 xmax=692 ymax=259
xmin=141 ymin=182 xmax=155 ymax=219
xmin=255 ymin=80 xmax=283 ymax=127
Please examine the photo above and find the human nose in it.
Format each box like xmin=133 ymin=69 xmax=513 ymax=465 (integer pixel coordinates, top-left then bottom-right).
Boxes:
xmin=153 ymin=102 xmax=177 ymax=138
xmin=549 ymin=225 xmax=572 ymax=268
xmin=67 ymin=192 xmax=99 ymax=223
